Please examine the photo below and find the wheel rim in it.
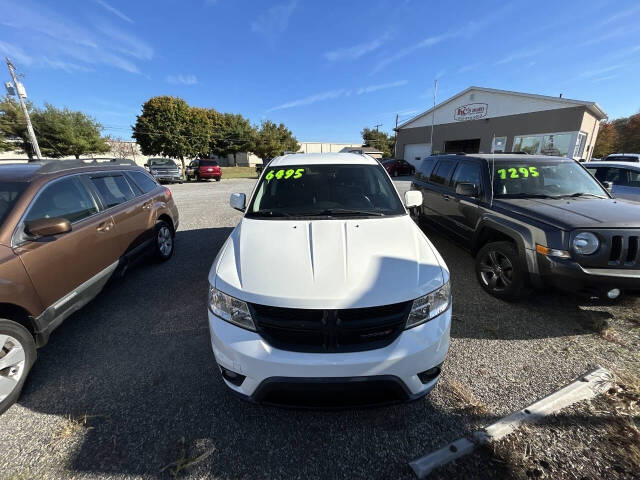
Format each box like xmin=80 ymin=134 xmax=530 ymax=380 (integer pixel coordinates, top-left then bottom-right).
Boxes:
xmin=157 ymin=226 xmax=173 ymax=257
xmin=0 ymin=334 xmax=26 ymax=402
xmin=479 ymin=250 xmax=514 ymax=292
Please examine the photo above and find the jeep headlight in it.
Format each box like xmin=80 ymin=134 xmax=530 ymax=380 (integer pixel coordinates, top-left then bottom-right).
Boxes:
xmin=406 ymin=282 xmax=451 ymax=329
xmin=208 ymin=285 xmax=256 ymax=331
xmin=572 ymin=232 xmax=599 ymax=255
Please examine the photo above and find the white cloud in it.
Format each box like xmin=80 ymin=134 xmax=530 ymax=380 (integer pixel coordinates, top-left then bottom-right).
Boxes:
xmin=268 ymin=80 xmax=408 ymax=111
xmin=267 ymin=89 xmax=347 ymax=112
xmin=356 ymin=80 xmax=407 ymax=95
xmin=579 ymin=64 xmax=625 ymax=78
xmin=324 ymin=34 xmax=390 ymax=62
xmin=94 ymin=0 xmax=134 ymax=24
xmin=251 ymin=0 xmax=297 ymax=38
xmin=166 ymin=74 xmax=198 ymax=85
xmin=0 ymin=0 xmax=152 ymax=74
xmin=494 ymin=47 xmax=544 ymax=65
xmin=598 ymin=4 xmax=640 ymax=27
xmin=371 ymin=5 xmax=514 ymax=74
xmin=0 ymin=40 xmax=33 ymax=65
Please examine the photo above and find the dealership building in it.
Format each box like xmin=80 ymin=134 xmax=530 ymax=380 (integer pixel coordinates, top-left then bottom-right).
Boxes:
xmin=395 ymin=86 xmax=607 ymax=165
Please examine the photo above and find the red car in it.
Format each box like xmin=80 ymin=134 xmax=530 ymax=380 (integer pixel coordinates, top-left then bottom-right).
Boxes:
xmin=382 ymin=159 xmax=416 ymax=177
xmin=186 ymin=159 xmax=222 ymax=182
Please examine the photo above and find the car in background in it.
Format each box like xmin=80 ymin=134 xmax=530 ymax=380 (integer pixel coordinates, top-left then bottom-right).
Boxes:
xmin=185 ymin=159 xmax=222 ymax=182
xmin=585 ymin=161 xmax=640 ymax=202
xmin=0 ymin=159 xmax=178 ymax=414
xmin=603 ymin=153 xmax=640 ymax=163
xmin=145 ymin=158 xmax=182 ymax=184
xmin=382 ymin=159 xmax=415 ymax=177
xmin=410 ymin=153 xmax=640 ymax=301
xmin=208 ymin=153 xmax=451 ymax=406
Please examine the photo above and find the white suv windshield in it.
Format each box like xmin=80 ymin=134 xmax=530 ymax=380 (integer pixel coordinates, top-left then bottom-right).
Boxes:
xmin=246 ymin=164 xmax=405 ymax=218
xmin=493 ymin=160 xmax=608 ymax=199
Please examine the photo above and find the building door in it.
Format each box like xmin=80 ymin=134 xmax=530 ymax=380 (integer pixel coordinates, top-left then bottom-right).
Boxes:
xmin=403 ymin=143 xmax=431 ymax=165
xmin=444 ymin=139 xmax=480 ymax=154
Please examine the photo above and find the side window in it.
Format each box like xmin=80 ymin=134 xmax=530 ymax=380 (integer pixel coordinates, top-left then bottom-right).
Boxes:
xmin=417 ymin=158 xmax=436 ymax=182
xmin=26 ymin=176 xmax=97 ymax=223
xmin=603 ymin=168 xmax=627 ymax=185
xmin=89 ymin=174 xmax=135 ymax=208
xmin=627 ymin=169 xmax=640 ymax=187
xmin=127 ymin=170 xmax=158 ymax=194
xmin=430 ymin=160 xmax=456 ymax=186
xmin=451 ymin=162 xmax=482 ymax=191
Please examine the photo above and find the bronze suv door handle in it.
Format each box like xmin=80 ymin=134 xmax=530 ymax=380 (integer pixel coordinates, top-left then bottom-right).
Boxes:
xmin=142 ymin=200 xmax=153 ymax=210
xmin=96 ymin=219 xmax=114 ymax=233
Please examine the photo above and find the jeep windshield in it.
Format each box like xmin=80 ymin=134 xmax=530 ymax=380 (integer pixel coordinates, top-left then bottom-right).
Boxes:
xmin=492 ymin=160 xmax=608 ymax=199
xmin=0 ymin=182 xmax=28 ymax=226
xmin=246 ymin=164 xmax=405 ymax=218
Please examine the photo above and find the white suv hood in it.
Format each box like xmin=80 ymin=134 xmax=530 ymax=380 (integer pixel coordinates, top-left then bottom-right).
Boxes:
xmin=210 ymin=215 xmax=447 ymax=309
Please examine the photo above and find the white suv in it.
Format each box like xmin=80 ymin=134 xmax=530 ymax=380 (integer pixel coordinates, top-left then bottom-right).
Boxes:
xmin=207 ymin=153 xmax=451 ymax=406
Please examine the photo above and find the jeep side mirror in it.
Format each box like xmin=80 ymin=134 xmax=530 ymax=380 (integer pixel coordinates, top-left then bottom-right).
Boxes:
xmin=404 ymin=190 xmax=423 ymax=208
xmin=230 ymin=193 xmax=246 ymax=212
xmin=25 ymin=218 xmax=71 ymax=238
xmin=455 ymin=183 xmax=479 ymax=197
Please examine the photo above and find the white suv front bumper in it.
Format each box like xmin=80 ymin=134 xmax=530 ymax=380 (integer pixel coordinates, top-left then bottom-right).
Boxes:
xmin=207 ymin=307 xmax=451 ymax=403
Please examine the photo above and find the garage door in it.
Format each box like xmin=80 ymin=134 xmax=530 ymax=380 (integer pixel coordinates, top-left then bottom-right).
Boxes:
xmin=403 ymin=143 xmax=431 ymax=166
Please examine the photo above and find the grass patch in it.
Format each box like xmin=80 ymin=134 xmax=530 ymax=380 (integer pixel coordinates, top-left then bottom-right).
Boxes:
xmin=160 ymin=437 xmax=215 ymax=478
xmin=220 ymin=166 xmax=257 ymax=179
xmin=49 ymin=413 xmax=102 ymax=446
xmin=446 ymin=379 xmax=490 ymax=415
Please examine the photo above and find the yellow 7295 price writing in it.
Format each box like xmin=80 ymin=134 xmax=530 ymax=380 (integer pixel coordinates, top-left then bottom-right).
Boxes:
xmin=265 ymin=168 xmax=304 ymax=180
xmin=497 ymin=166 xmax=539 ymax=180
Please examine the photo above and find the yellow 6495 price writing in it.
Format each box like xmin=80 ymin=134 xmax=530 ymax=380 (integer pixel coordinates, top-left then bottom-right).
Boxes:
xmin=265 ymin=168 xmax=304 ymax=180
xmin=497 ymin=166 xmax=539 ymax=180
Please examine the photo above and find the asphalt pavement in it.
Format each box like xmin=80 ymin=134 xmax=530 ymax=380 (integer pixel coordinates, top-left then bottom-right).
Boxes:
xmin=0 ymin=176 xmax=637 ymax=479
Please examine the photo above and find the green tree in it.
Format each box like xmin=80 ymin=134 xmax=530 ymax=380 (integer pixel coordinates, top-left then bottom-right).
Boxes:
xmin=133 ymin=96 xmax=210 ymax=174
xmin=0 ymin=96 xmax=34 ymax=158
xmin=593 ymin=121 xmax=618 ymax=158
xmin=361 ymin=127 xmax=394 ymax=157
xmin=218 ymin=113 xmax=255 ymax=166
xmin=253 ymin=120 xmax=299 ymax=161
xmin=32 ymin=105 xmax=109 ymax=158
xmin=618 ymin=112 xmax=640 ymax=153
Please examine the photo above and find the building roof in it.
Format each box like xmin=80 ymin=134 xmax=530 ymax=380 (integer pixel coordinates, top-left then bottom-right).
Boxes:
xmin=270 ymin=152 xmax=378 ymax=166
xmin=397 ymin=86 xmax=608 ymax=130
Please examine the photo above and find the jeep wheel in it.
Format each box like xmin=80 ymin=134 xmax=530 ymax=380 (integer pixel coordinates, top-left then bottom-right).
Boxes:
xmin=0 ymin=320 xmax=36 ymax=415
xmin=475 ymin=241 xmax=526 ymax=300
xmin=155 ymin=221 xmax=174 ymax=261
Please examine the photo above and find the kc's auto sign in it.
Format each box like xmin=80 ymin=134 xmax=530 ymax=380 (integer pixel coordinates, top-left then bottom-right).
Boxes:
xmin=454 ymin=103 xmax=488 ymax=121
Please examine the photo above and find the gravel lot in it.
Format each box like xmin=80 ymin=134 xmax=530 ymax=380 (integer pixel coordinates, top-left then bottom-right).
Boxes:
xmin=0 ymin=177 xmax=638 ymax=479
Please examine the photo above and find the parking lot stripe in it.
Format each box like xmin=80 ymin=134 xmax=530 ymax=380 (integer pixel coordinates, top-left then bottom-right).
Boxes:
xmin=409 ymin=366 xmax=613 ymax=479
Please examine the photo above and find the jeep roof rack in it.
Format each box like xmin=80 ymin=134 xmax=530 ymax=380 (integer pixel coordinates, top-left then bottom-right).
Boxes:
xmin=37 ymin=158 xmax=138 ymax=174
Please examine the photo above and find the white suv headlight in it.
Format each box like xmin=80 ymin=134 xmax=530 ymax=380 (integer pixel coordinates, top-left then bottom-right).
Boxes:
xmin=406 ymin=282 xmax=451 ymax=329
xmin=208 ymin=285 xmax=256 ymax=331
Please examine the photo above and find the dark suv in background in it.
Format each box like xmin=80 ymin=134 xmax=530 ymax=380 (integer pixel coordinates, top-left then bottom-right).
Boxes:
xmin=410 ymin=153 xmax=640 ymax=301
xmin=0 ymin=159 xmax=179 ymax=414
xmin=145 ymin=158 xmax=182 ymax=184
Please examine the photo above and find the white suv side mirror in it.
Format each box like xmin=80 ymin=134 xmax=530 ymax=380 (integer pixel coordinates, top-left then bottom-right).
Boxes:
xmin=404 ymin=190 xmax=423 ymax=208
xmin=230 ymin=193 xmax=246 ymax=212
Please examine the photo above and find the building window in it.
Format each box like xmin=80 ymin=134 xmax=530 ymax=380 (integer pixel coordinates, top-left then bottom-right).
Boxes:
xmin=513 ymin=135 xmax=541 ymax=155
xmin=512 ymin=132 xmax=576 ymax=157
xmin=492 ymin=136 xmax=507 ymax=153
xmin=573 ymin=132 xmax=587 ymax=159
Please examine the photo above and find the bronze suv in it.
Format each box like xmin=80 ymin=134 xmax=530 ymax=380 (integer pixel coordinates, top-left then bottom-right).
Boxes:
xmin=0 ymin=159 xmax=179 ymax=413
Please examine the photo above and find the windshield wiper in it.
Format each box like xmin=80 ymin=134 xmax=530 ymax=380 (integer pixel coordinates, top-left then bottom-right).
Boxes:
xmin=299 ymin=209 xmax=384 ymax=217
xmin=248 ymin=209 xmax=291 ymax=217
xmin=496 ymin=193 xmax=557 ymax=199
xmin=557 ymin=192 xmax=607 ymax=199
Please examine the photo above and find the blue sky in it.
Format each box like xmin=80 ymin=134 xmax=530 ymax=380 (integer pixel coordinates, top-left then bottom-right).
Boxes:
xmin=1 ymin=0 xmax=639 ymax=143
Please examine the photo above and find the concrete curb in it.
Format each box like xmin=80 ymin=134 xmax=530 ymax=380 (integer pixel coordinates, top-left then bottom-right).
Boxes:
xmin=409 ymin=366 xmax=613 ymax=479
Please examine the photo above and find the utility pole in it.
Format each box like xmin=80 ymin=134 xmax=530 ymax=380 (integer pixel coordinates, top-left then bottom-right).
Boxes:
xmin=372 ymin=123 xmax=383 ymax=151
xmin=429 ymin=79 xmax=437 ymax=155
xmin=5 ymin=57 xmax=42 ymax=160
xmin=393 ymin=113 xmax=398 ymax=159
